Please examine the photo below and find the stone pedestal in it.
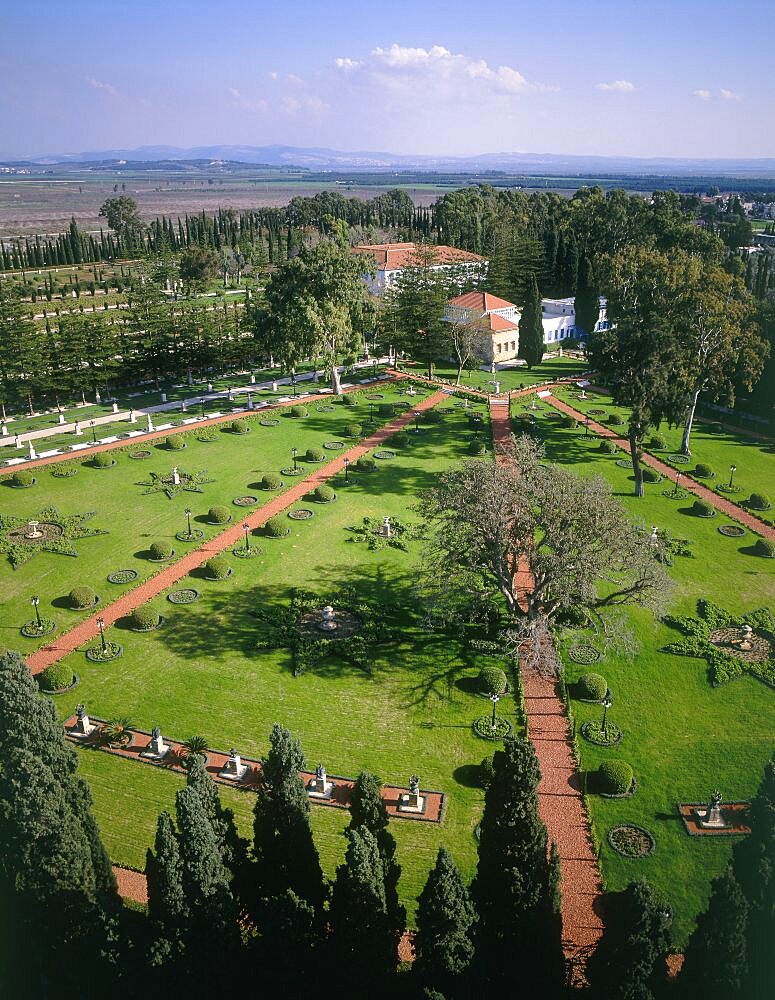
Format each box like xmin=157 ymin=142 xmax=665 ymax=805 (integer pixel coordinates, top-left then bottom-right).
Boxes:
xmin=250 ymin=374 xmax=256 ymax=385
xmin=271 ymin=381 xmax=278 ymax=393
xmin=112 ymin=402 xmax=119 ymax=413
xmin=398 ymin=790 xmax=426 ymax=814
xmin=95 ymin=391 xmax=102 ymax=404
xmin=696 ymin=803 xmax=726 ymax=829
xmin=140 ymin=733 xmax=169 ymax=760
xmin=146 ymin=416 xmax=154 ymax=433
xmin=73 ymin=422 xmax=82 ymax=436
xmin=246 ymin=394 xmax=254 ymax=410
xmin=129 ymin=410 xmax=136 ymax=424
xmin=69 ymin=713 xmax=96 ymax=739
xmin=28 ymin=443 xmax=37 ymax=460
xmin=160 ymin=392 xmax=167 ymax=403
xmin=219 ymin=751 xmax=247 ymax=781
xmin=207 ymin=383 xmax=213 ymax=393
xmin=58 ymin=412 xmax=66 ymax=425
xmin=307 ymin=766 xmax=334 ymax=799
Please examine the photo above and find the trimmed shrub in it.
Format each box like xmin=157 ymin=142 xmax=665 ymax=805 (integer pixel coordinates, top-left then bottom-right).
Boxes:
xmin=344 ymin=422 xmax=362 ymax=438
xmin=38 ymin=661 xmax=74 ymax=692
xmin=754 ymin=538 xmax=775 ymax=558
xmin=341 ymin=394 xmax=358 ymax=407
xmin=166 ymin=435 xmax=186 ymax=450
xmin=692 ymin=499 xmax=715 ymax=517
xmin=560 ymin=415 xmax=578 ymax=429
xmin=599 ymin=439 xmax=617 ymax=454
xmin=577 ymin=672 xmax=608 ymax=701
xmin=92 ymin=452 xmax=114 ymax=468
xmin=391 ymin=431 xmax=409 ymax=448
xmin=230 ymin=420 xmax=249 ymax=434
xmin=477 ymin=665 xmax=508 ymax=696
xmin=130 ymin=606 xmax=160 ymax=630
xmin=648 ymin=434 xmax=667 ymax=449
xmin=265 ymin=515 xmax=290 ymax=537
xmin=204 ymin=556 xmax=230 ymax=580
xmin=10 ymin=470 xmax=34 ymax=487
xmin=208 ymin=505 xmax=231 ymax=524
xmin=748 ymin=492 xmax=771 ymax=510
xmin=289 ymin=405 xmax=308 ymax=418
xmin=423 ymin=409 xmax=443 ymax=425
xmin=597 ymin=760 xmax=634 ymax=795
xmin=694 ymin=463 xmax=714 ymax=478
xmin=377 ymin=403 xmax=395 ymax=417
xmin=642 ymin=467 xmax=662 ymax=484
xmin=468 ymin=439 xmax=487 ymax=456
xmin=69 ymin=586 xmax=97 ymax=610
xmin=305 ymin=447 xmax=325 ymax=463
xmin=149 ymin=540 xmax=174 ymax=561
xmin=608 ymin=413 xmax=625 ymax=426
xmin=313 ymin=484 xmax=336 ymax=503
xmin=480 ymin=754 xmax=496 ymax=788
xmin=261 ymin=472 xmax=283 ymax=490
xmin=356 ymin=456 xmax=377 ymax=472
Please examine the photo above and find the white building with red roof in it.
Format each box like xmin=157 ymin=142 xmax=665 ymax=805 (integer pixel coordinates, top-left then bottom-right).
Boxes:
xmin=352 ymin=242 xmax=488 ymax=295
xmin=444 ymin=290 xmax=521 ymax=363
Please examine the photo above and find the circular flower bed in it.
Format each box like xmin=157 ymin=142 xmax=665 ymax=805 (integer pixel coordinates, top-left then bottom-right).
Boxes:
xmin=324 ymin=441 xmax=345 ymax=450
xmin=233 ymin=496 xmax=258 ymax=506
xmin=316 ymin=404 xmax=336 ymax=412
xmin=373 ymin=450 xmax=396 ymax=460
xmin=588 ymin=408 xmax=606 ymax=416
xmin=85 ymin=641 xmax=123 ymax=662
xmin=260 ymin=418 xmax=281 ymax=427
xmin=472 ymin=715 xmax=514 ymax=740
xmin=281 ymin=466 xmax=305 ymax=477
xmin=176 ymin=528 xmax=205 ymax=542
xmin=232 ymin=546 xmax=261 ymax=558
xmin=107 ymin=569 xmax=139 ymax=584
xmin=716 ymin=483 xmax=742 ymax=494
xmin=288 ymin=508 xmax=314 ymax=520
xmin=21 ymin=618 xmax=57 ymax=638
xmin=615 ymin=458 xmax=633 ymax=469
xmin=569 ymin=642 xmax=602 ymax=665
xmin=366 ymin=393 xmax=385 ymax=400
xmin=718 ymin=524 xmax=746 ymax=537
xmin=129 ymin=450 xmax=152 ymax=460
xmin=581 ymin=720 xmax=623 ymax=746
xmin=167 ymin=588 xmax=201 ymax=605
xmin=662 ymin=487 xmax=688 ymax=500
xmin=668 ymin=454 xmax=690 ymax=464
xmin=607 ymin=823 xmax=655 ymax=858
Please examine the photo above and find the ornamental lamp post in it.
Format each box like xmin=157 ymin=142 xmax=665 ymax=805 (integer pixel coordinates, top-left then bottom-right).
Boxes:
xmin=184 ymin=508 xmax=193 ymax=538
xmin=343 ymin=456 xmax=350 ymax=483
xmin=414 ymin=411 xmax=420 ymax=433
xmin=200 ymin=398 xmax=206 ymax=419
xmin=291 ymin=447 xmax=298 ymax=472
xmin=243 ymin=522 xmax=251 ymax=553
xmin=489 ymin=693 xmax=501 ymax=731
xmin=728 ymin=464 xmax=737 ymax=490
xmin=291 ymin=371 xmax=297 ymax=397
xmin=31 ymin=595 xmax=42 ymax=630
xmin=96 ymin=616 xmax=107 ymax=654
xmin=89 ymin=420 xmax=97 ymax=443
xmin=601 ymin=689 xmax=613 ymax=741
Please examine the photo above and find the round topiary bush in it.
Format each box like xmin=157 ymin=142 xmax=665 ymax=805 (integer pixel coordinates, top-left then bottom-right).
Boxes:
xmin=468 ymin=439 xmax=487 ymax=456
xmin=261 ymin=472 xmax=283 ymax=490
xmin=560 ymin=415 xmax=578 ymax=429
xmin=480 ymin=754 xmax=496 ymax=788
xmin=344 ymin=422 xmax=362 ymax=438
xmin=130 ymin=605 xmax=161 ymax=631
xmin=166 ymin=435 xmax=186 ymax=450
xmin=265 ymin=515 xmax=290 ymax=537
xmin=692 ymin=499 xmax=716 ymax=518
xmin=694 ymin=463 xmax=714 ymax=478
xmin=208 ymin=505 xmax=231 ymax=525
xmin=10 ymin=470 xmax=35 ymax=487
xmin=230 ymin=420 xmax=249 ymax=434
xmin=149 ymin=540 xmax=174 ymax=561
xmin=598 ymin=760 xmax=634 ymax=796
xmin=642 ymin=467 xmax=662 ymax=484
xmin=391 ymin=431 xmax=409 ymax=448
xmin=305 ymin=447 xmax=325 ymax=463
xmin=341 ymin=394 xmax=358 ymax=407
xmin=38 ymin=661 xmax=75 ymax=692
xmin=748 ymin=492 xmax=771 ymax=511
xmin=477 ymin=665 xmax=508 ymax=696
xmin=356 ymin=456 xmax=377 ymax=472
xmin=423 ymin=409 xmax=443 ymax=425
xmin=648 ymin=434 xmax=667 ymax=449
xmin=577 ymin=672 xmax=608 ymax=701
xmin=313 ymin=484 xmax=336 ymax=503
xmin=599 ymin=439 xmax=617 ymax=454
xmin=378 ymin=403 xmax=395 ymax=417
xmin=754 ymin=538 xmax=775 ymax=558
xmin=608 ymin=413 xmax=624 ymax=426
xmin=91 ymin=452 xmax=115 ymax=468
xmin=289 ymin=404 xmax=308 ymax=418
xmin=204 ymin=556 xmax=230 ymax=580
xmin=69 ymin=586 xmax=98 ymax=610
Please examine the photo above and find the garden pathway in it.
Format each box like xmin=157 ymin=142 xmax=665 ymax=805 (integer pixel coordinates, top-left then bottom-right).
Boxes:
xmin=489 ymin=396 xmax=604 ymax=987
xmin=25 ymin=389 xmax=447 ymax=674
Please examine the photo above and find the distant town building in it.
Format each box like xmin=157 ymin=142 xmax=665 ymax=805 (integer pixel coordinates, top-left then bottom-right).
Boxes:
xmin=352 ymin=242 xmax=488 ymax=295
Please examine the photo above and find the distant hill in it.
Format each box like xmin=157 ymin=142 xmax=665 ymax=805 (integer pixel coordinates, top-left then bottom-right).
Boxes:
xmin=3 ymin=144 xmax=775 ymax=177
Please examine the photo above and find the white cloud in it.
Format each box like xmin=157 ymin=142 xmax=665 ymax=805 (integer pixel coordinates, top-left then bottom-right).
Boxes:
xmin=229 ymin=88 xmax=268 ymax=113
xmin=86 ymin=77 xmax=119 ymax=97
xmin=720 ymin=88 xmax=742 ymax=101
xmin=594 ymin=79 xmax=636 ymax=92
xmin=335 ymin=57 xmax=362 ymax=71
xmin=693 ymin=89 xmax=711 ymax=100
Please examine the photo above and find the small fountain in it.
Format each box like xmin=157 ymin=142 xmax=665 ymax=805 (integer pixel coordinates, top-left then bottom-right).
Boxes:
xmin=25 ymin=520 xmax=43 ymax=540
xmin=318 ymin=606 xmax=338 ymax=632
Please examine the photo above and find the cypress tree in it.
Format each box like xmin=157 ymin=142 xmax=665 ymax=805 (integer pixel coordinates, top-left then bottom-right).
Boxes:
xmin=561 ymin=232 xmax=579 ymax=294
xmin=574 ymin=255 xmax=599 ymax=338
xmin=185 ymin=755 xmax=247 ymax=879
xmin=517 ymin=274 xmax=545 ymax=369
xmin=330 ymin=827 xmax=396 ymax=985
xmin=586 ymin=879 xmax=671 ymax=1000
xmin=253 ymin=888 xmax=322 ymax=991
xmin=414 ymin=846 xmax=476 ymax=991
xmin=348 ymin=771 xmax=405 ymax=938
xmin=680 ymin=867 xmax=749 ymax=998
xmin=252 ymin=723 xmax=325 ymax=911
xmin=472 ymin=736 xmax=560 ymax=991
xmin=146 ymin=811 xmax=188 ymax=968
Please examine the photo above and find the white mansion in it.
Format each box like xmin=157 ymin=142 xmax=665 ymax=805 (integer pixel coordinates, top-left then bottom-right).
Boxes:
xmin=352 ymin=242 xmax=488 ymax=295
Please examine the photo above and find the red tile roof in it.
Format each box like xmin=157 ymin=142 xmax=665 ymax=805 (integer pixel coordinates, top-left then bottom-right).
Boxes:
xmin=449 ymin=290 xmax=516 ymax=312
xmin=352 ymin=242 xmax=487 ymax=271
xmin=487 ymin=313 xmax=520 ymax=332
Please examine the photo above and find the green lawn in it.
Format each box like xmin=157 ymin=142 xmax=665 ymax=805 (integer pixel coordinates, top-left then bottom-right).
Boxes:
xmin=523 ymin=402 xmax=775 ymax=946
xmin=423 ymin=355 xmax=587 ymax=394
xmin=44 ymin=401 xmax=513 ymax=924
xmin=0 ymin=379 xmax=426 ymax=654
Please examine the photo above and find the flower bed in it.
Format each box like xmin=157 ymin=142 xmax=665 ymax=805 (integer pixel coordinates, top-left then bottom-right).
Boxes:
xmin=176 ymin=528 xmax=205 ymax=542
xmin=232 ymin=546 xmax=261 ymax=558
xmin=167 ymin=588 xmax=201 ymax=604
xmin=51 ymin=464 xmax=78 ymax=478
xmin=260 ymin=418 xmax=281 ymax=427
xmin=129 ymin=450 xmax=152 ymax=460
xmin=588 ymin=408 xmax=606 ymax=416
xmin=607 ymin=823 xmax=655 ymax=858
xmin=373 ymin=450 xmax=396 ymax=460
xmin=581 ymin=720 xmax=623 ymax=746
xmin=107 ymin=569 xmax=139 ymax=584
xmin=316 ymin=404 xmax=336 ymax=412
xmin=472 ymin=715 xmax=514 ymax=740
xmin=280 ymin=467 xmax=305 ymax=477
xmin=85 ymin=641 xmax=123 ymax=662
xmin=233 ymin=496 xmax=259 ymax=506
xmin=667 ymin=454 xmax=690 ymax=464
xmin=20 ymin=618 xmax=57 ymax=638
xmin=718 ymin=524 xmax=746 ymax=537
xmin=288 ymin=508 xmax=314 ymax=520
xmin=569 ymin=642 xmax=602 ymax=665
xmin=324 ymin=441 xmax=345 ymax=450
xmin=615 ymin=459 xmax=633 ymax=469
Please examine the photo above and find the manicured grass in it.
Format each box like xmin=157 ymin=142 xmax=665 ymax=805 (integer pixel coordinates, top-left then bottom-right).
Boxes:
xmin=0 ymin=380 xmax=425 ymax=653
xmin=420 ymin=355 xmax=587 ymax=394
xmin=48 ymin=401 xmax=511 ymax=923
xmin=525 ymin=403 xmax=775 ymax=946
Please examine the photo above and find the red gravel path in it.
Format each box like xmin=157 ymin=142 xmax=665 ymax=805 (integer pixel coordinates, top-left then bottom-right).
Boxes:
xmin=25 ymin=389 xmax=446 ymax=674
xmin=490 ymin=397 xmax=604 ymax=986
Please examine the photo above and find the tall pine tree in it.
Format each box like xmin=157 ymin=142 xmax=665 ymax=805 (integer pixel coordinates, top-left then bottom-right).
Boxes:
xmin=517 ymin=274 xmax=545 ymax=369
xmin=145 ymin=810 xmax=188 ymax=970
xmin=574 ymin=255 xmax=599 ymax=338
xmin=414 ymin=846 xmax=476 ymax=993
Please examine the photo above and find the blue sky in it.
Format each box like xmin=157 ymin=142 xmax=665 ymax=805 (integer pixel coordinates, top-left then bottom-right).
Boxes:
xmin=1 ymin=0 xmax=772 ymax=159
